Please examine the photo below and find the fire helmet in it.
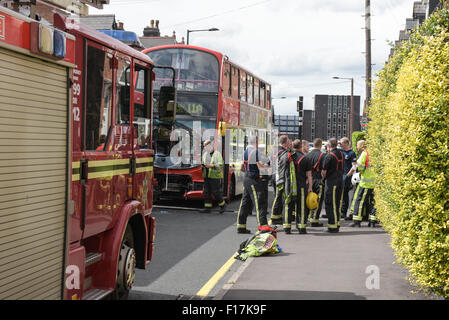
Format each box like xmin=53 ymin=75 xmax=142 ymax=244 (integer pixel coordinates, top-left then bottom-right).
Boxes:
xmin=351 ymin=172 xmax=361 ymax=186
xmin=306 ymin=192 xmax=319 ymax=210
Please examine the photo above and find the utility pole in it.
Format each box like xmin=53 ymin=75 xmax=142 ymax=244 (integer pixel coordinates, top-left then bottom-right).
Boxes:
xmin=297 ymin=96 xmax=303 ymax=141
xmin=365 ymin=0 xmax=372 ymax=114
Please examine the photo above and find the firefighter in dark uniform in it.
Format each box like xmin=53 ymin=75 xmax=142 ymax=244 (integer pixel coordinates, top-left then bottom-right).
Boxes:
xmin=290 ymin=139 xmax=313 ymax=234
xmin=258 ymin=152 xmax=271 ymax=228
xmin=306 ymin=138 xmax=326 ymax=227
xmin=269 ymin=135 xmax=290 ymax=225
xmin=237 ymin=136 xmax=269 ymax=233
xmin=321 ymin=138 xmax=344 ymax=233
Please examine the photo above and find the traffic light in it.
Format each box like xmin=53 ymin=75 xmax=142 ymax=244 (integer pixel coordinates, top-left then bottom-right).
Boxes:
xmin=297 ymin=96 xmax=303 ymax=112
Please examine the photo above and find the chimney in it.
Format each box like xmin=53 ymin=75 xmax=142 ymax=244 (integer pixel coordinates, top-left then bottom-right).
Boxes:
xmin=118 ymin=22 xmax=124 ymax=30
xmin=143 ymin=18 xmax=160 ymax=37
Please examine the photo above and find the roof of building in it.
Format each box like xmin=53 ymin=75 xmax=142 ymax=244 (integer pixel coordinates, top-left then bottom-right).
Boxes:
xmin=139 ymin=36 xmax=179 ymax=49
xmin=405 ymin=18 xmax=419 ymax=31
xmin=79 ymin=14 xmax=117 ymax=30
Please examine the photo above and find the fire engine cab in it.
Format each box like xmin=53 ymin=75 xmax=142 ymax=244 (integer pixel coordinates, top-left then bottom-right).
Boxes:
xmin=0 ymin=4 xmax=173 ymax=299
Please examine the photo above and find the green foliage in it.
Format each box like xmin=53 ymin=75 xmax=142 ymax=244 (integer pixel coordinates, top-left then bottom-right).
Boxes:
xmin=352 ymin=131 xmax=366 ymax=155
xmin=369 ymin=4 xmax=449 ymax=299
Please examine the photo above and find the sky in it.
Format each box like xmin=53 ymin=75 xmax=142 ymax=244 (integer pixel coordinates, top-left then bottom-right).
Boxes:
xmin=91 ymin=0 xmax=415 ymax=115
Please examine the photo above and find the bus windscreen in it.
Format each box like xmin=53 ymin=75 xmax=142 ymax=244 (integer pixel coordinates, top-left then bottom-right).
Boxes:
xmin=147 ymin=48 xmax=219 ymax=93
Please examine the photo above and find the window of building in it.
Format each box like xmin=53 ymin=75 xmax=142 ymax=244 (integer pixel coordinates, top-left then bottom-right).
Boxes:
xmin=85 ymin=45 xmax=113 ymax=151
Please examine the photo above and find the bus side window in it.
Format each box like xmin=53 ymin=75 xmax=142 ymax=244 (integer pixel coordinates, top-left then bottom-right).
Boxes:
xmin=85 ymin=45 xmax=113 ymax=151
xmin=116 ymin=58 xmax=131 ymax=124
xmin=266 ymin=84 xmax=271 ymax=110
xmin=247 ymin=74 xmax=253 ymax=105
xmin=223 ymin=62 xmax=231 ymax=97
xmin=260 ymin=82 xmax=266 ymax=108
xmin=254 ymin=78 xmax=260 ymax=106
xmin=231 ymin=66 xmax=239 ymax=100
xmin=240 ymin=70 xmax=246 ymax=102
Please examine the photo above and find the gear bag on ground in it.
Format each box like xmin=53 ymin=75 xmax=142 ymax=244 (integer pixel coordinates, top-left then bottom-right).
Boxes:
xmin=235 ymin=228 xmax=280 ymax=261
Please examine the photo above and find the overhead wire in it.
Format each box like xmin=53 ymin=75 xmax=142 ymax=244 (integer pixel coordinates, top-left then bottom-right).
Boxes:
xmin=164 ymin=0 xmax=274 ymax=28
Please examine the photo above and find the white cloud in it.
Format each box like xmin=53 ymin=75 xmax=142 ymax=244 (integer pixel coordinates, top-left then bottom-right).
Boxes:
xmin=91 ymin=0 xmax=415 ymax=115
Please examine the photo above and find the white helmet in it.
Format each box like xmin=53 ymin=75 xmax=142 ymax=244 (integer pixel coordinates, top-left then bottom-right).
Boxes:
xmin=351 ymin=172 xmax=361 ymax=186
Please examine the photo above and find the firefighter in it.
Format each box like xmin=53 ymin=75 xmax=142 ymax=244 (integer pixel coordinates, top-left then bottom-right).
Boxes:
xmin=339 ymin=137 xmax=357 ymax=219
xmin=237 ymin=135 xmax=270 ymax=233
xmin=350 ymin=140 xmax=376 ymax=227
xmin=269 ymin=135 xmax=290 ymax=225
xmin=275 ymin=140 xmax=298 ymax=234
xmin=258 ymin=152 xmax=271 ymax=228
xmin=306 ymin=138 xmax=326 ymax=227
xmin=201 ymin=140 xmax=226 ymax=213
xmin=321 ymin=138 xmax=344 ymax=233
xmin=290 ymin=139 xmax=313 ymax=234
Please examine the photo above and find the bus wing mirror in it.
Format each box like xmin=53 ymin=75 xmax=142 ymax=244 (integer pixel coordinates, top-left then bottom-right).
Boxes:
xmin=158 ymin=86 xmax=177 ymax=123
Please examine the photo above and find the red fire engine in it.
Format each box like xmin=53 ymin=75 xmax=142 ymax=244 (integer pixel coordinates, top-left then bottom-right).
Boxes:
xmin=0 ymin=5 xmax=173 ymax=299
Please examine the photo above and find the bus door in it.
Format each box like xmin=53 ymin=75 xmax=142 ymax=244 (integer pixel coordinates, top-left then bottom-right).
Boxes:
xmin=235 ymin=128 xmax=246 ymax=195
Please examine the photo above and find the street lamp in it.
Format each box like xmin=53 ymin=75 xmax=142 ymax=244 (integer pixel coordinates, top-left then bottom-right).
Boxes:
xmin=333 ymin=76 xmax=354 ymax=138
xmin=186 ymin=28 xmax=219 ymax=45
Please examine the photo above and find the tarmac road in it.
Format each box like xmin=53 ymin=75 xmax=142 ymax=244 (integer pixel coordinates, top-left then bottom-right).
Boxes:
xmin=129 ymin=193 xmax=272 ymax=300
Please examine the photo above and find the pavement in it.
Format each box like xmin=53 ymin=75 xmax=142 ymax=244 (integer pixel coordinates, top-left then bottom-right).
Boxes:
xmin=215 ymin=210 xmax=439 ymax=300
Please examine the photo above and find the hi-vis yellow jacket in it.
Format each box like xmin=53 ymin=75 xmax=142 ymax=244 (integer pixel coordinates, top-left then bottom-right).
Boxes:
xmin=202 ymin=151 xmax=224 ymax=179
xmin=357 ymin=150 xmax=374 ymax=189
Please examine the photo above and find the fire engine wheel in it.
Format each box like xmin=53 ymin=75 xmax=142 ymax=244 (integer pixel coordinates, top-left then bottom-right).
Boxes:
xmin=113 ymin=226 xmax=135 ymax=300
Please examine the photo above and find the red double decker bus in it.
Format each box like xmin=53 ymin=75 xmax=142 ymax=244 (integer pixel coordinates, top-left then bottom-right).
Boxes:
xmin=142 ymin=45 xmax=273 ymax=202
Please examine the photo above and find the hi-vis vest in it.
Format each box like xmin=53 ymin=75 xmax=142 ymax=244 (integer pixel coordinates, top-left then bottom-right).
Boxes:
xmin=357 ymin=150 xmax=374 ymax=189
xmin=202 ymin=151 xmax=224 ymax=179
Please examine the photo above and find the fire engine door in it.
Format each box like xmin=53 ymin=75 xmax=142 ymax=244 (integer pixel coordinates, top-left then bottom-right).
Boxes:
xmin=132 ymin=65 xmax=154 ymax=211
xmin=80 ymin=44 xmax=118 ymax=238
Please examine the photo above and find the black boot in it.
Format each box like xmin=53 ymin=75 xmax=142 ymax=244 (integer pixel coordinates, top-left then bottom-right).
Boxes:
xmin=284 ymin=228 xmax=291 ymax=235
xmin=350 ymin=221 xmax=361 ymax=227
xmin=270 ymin=219 xmax=283 ymax=225
xmin=311 ymin=222 xmax=323 ymax=227
xmin=219 ymin=205 xmax=226 ymax=214
xmin=298 ymin=228 xmax=307 ymax=234
xmin=237 ymin=228 xmax=251 ymax=234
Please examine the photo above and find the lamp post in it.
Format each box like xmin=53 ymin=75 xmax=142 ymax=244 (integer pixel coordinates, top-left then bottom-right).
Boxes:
xmin=333 ymin=76 xmax=354 ymax=138
xmin=186 ymin=28 xmax=219 ymax=45
xmin=271 ymin=96 xmax=286 ymax=127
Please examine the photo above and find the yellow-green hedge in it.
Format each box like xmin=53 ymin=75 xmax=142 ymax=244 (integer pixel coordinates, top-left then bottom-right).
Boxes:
xmin=369 ymin=6 xmax=449 ymax=298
